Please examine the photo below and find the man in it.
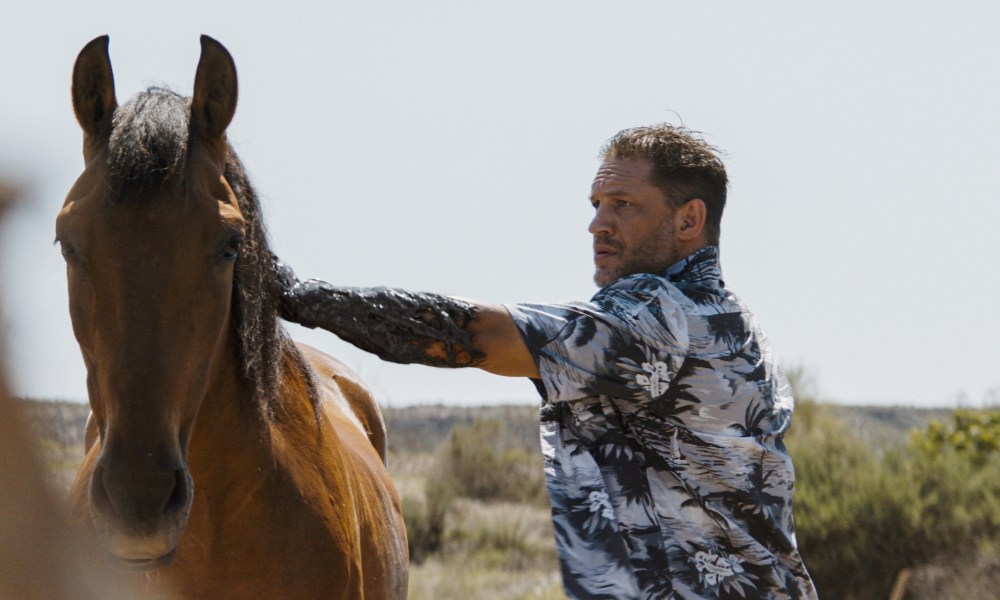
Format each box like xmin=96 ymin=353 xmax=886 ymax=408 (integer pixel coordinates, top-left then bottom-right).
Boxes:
xmin=276 ymin=124 xmax=817 ymax=599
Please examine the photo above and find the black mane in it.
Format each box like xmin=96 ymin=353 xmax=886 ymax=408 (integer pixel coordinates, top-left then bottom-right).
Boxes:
xmin=107 ymin=88 xmax=189 ymax=199
xmin=106 ymin=87 xmax=318 ymax=418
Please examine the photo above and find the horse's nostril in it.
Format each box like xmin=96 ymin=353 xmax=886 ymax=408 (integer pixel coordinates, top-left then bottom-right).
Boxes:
xmin=163 ymin=468 xmax=189 ymax=516
xmin=90 ymin=458 xmax=190 ymax=525
xmin=90 ymin=463 xmax=116 ymax=516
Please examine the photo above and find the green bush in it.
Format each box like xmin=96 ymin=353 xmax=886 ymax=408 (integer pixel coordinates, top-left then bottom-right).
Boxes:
xmin=912 ymin=409 xmax=1000 ymax=466
xmin=444 ymin=419 xmax=547 ymax=504
xmin=788 ymin=398 xmax=1000 ymax=600
xmin=403 ymin=417 xmax=548 ymax=564
xmin=403 ymin=478 xmax=460 ymax=564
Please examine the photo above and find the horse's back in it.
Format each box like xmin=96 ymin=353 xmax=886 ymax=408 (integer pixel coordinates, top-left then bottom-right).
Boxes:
xmin=294 ymin=343 xmax=408 ymax=599
xmin=296 ymin=342 xmax=388 ymax=462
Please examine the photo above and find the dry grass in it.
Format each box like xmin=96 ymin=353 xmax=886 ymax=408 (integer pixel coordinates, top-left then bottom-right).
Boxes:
xmin=390 ymin=445 xmax=563 ymax=599
xmin=907 ymin=552 xmax=1000 ymax=600
xmin=408 ymin=557 xmax=563 ymax=600
xmin=404 ymin=498 xmax=562 ymax=600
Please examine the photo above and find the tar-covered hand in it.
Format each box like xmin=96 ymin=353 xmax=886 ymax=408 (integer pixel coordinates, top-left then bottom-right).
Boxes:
xmin=271 ymin=255 xmax=320 ymax=329
xmin=267 ymin=254 xmax=485 ymax=367
xmin=267 ymin=255 xmax=536 ymax=376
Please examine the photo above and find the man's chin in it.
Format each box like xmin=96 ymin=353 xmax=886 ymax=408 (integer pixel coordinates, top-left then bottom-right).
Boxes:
xmin=593 ymin=268 xmax=619 ymax=288
xmin=596 ymin=264 xmax=668 ymax=287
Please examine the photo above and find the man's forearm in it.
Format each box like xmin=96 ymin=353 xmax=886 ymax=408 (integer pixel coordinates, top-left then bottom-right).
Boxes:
xmin=282 ymin=279 xmax=486 ymax=368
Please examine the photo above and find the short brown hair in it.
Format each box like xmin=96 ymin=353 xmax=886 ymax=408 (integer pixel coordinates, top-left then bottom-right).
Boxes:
xmin=600 ymin=124 xmax=728 ymax=244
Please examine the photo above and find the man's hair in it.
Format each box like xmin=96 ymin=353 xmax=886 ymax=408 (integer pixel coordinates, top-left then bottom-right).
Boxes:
xmin=600 ymin=124 xmax=728 ymax=245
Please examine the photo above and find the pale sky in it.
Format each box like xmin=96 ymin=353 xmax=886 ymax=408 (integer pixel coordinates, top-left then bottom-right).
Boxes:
xmin=1 ymin=1 xmax=997 ymax=408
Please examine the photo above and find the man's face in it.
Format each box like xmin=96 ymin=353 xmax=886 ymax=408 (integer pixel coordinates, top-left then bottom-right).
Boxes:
xmin=589 ymin=157 xmax=678 ymax=287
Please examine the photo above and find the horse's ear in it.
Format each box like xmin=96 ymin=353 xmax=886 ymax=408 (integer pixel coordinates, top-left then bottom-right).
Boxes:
xmin=191 ymin=35 xmax=237 ymax=141
xmin=72 ymin=35 xmax=117 ymax=142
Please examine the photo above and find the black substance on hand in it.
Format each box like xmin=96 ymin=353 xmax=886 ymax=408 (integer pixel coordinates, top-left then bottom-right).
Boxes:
xmin=277 ymin=263 xmax=484 ymax=368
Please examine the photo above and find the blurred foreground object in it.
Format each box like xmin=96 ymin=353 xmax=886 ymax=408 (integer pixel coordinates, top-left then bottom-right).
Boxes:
xmin=0 ymin=180 xmax=135 ymax=599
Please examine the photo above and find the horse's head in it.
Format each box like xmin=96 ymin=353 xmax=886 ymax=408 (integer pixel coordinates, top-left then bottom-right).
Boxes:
xmin=56 ymin=36 xmax=245 ymax=569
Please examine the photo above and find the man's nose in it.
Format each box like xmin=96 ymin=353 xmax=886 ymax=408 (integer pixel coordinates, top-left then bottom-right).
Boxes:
xmin=588 ymin=206 xmax=613 ymax=236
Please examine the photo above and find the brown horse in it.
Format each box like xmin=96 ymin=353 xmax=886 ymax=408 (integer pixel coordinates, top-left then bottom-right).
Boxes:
xmin=60 ymin=36 xmax=408 ymax=599
xmin=0 ymin=183 xmax=140 ymax=599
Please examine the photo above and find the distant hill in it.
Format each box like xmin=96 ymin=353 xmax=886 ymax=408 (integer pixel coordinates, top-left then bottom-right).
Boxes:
xmin=15 ymin=399 xmax=89 ymax=448
xmin=824 ymin=404 xmax=955 ymax=446
xmin=383 ymin=404 xmax=542 ymax=454
xmin=15 ymin=398 xmax=954 ymax=461
xmin=13 ymin=399 xmax=89 ymax=491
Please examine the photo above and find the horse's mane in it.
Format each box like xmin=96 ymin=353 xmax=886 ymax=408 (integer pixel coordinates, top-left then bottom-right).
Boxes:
xmin=106 ymin=87 xmax=319 ymax=419
xmin=108 ymin=87 xmax=189 ymax=197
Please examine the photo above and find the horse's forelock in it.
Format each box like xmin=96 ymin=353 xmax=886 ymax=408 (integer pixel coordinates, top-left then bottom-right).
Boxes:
xmin=107 ymin=87 xmax=189 ymax=200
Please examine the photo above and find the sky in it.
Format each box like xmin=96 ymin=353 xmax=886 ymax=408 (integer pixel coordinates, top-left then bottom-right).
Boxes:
xmin=0 ymin=1 xmax=997 ymax=408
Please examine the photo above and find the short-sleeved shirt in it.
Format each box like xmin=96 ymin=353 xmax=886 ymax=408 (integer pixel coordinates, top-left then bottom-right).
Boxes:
xmin=505 ymin=246 xmax=817 ymax=600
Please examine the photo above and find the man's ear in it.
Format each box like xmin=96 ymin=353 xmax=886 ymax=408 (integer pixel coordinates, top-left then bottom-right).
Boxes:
xmin=674 ymin=198 xmax=708 ymax=243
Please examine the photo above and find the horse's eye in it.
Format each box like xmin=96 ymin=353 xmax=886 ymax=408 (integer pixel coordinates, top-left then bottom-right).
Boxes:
xmin=220 ymin=236 xmax=243 ymax=261
xmin=59 ymin=241 xmax=78 ymax=261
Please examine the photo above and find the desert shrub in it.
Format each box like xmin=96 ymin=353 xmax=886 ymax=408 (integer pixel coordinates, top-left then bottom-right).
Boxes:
xmin=402 ymin=478 xmax=460 ymax=563
xmin=911 ymin=409 xmax=1000 ymax=466
xmin=444 ymin=419 xmax=547 ymax=504
xmin=442 ymin=498 xmax=558 ymax=571
xmin=452 ymin=506 xmax=535 ymax=570
xmin=787 ymin=400 xmax=895 ymax=599
xmin=402 ymin=417 xmax=548 ymax=564
xmin=788 ymin=395 xmax=1000 ymax=599
xmin=902 ymin=409 xmax=1000 ymax=571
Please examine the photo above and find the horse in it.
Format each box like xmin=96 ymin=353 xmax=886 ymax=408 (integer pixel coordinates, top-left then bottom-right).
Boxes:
xmin=60 ymin=35 xmax=408 ymax=599
xmin=0 ymin=183 xmax=139 ymax=599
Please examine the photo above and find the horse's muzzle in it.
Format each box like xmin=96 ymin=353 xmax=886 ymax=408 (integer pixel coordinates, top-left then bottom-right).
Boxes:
xmin=115 ymin=547 xmax=178 ymax=571
xmin=89 ymin=456 xmax=193 ymax=570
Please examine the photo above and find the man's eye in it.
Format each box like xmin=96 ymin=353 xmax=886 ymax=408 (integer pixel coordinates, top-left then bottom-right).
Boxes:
xmin=616 ymin=200 xmax=632 ymax=208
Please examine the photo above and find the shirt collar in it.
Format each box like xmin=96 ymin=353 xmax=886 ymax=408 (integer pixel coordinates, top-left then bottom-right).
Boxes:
xmin=663 ymin=245 xmax=723 ymax=286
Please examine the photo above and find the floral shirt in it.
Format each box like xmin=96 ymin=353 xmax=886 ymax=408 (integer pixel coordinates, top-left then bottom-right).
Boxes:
xmin=505 ymin=247 xmax=817 ymax=600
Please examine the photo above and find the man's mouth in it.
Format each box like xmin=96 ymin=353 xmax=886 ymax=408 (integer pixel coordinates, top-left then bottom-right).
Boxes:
xmin=593 ymin=241 xmax=621 ymax=263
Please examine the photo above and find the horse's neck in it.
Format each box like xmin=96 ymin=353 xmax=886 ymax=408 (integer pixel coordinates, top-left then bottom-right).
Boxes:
xmin=187 ymin=338 xmax=320 ymax=489
xmin=187 ymin=337 xmax=280 ymax=479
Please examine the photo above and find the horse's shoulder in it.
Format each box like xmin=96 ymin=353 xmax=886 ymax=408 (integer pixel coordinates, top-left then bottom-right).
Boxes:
xmin=295 ymin=342 xmax=389 ymax=463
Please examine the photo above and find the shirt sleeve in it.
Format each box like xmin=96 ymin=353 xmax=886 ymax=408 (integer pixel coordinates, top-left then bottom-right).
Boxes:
xmin=504 ymin=275 xmax=691 ymax=405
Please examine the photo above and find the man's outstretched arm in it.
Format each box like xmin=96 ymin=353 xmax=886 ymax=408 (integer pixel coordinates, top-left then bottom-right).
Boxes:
xmin=275 ymin=262 xmax=539 ymax=378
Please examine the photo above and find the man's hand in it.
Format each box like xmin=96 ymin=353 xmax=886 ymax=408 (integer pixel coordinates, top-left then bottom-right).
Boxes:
xmin=267 ymin=254 xmax=537 ymax=377
xmin=271 ymin=255 xmax=319 ymax=329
